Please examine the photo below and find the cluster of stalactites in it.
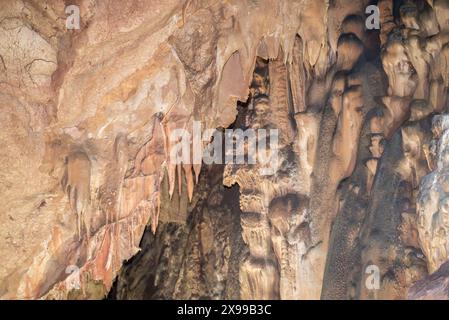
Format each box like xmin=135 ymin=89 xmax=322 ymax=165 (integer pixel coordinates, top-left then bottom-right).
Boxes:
xmin=366 ymin=0 xmax=449 ymax=193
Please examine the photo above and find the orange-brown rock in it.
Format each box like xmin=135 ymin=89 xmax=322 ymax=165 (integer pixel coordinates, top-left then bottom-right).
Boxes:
xmin=1 ymin=0 xmax=449 ymax=301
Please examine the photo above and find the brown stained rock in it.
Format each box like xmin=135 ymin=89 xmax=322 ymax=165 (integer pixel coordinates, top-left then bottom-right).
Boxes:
xmin=240 ymin=257 xmax=280 ymax=300
xmin=382 ymin=40 xmax=418 ymax=98
xmin=109 ymin=164 xmax=245 ymax=300
xmin=330 ymin=85 xmax=365 ymax=186
xmin=381 ymin=95 xmax=412 ymax=138
xmin=336 ymin=33 xmax=364 ymax=72
xmin=216 ymin=51 xmax=248 ymax=126
xmin=341 ymin=15 xmax=366 ymax=45
xmin=327 ymin=0 xmax=369 ymax=62
xmin=378 ymin=0 xmax=395 ymax=47
xmin=267 ymin=56 xmax=296 ymax=144
xmin=399 ymin=122 xmax=432 ymax=188
xmin=410 ymin=99 xmax=433 ymax=121
xmin=241 ymin=212 xmax=273 ymax=259
xmin=369 ymin=135 xmax=385 ymax=158
xmin=294 ymin=112 xmax=320 ymax=195
xmin=329 ymin=72 xmax=346 ymax=117
xmin=405 ymin=36 xmax=431 ymax=101
xmin=400 ymin=2 xmax=421 ymax=31
xmin=289 ymin=36 xmax=308 ymax=114
xmin=429 ymin=79 xmax=448 ymax=112
xmin=365 ymin=158 xmax=379 ymax=194
xmin=268 ymin=194 xmax=311 ymax=299
xmin=399 ymin=211 xmax=421 ymax=249
xmin=1 ymin=0 xmax=449 ymax=300
xmin=370 ymin=115 xmax=385 ymax=134
xmin=417 ymin=115 xmax=449 ymax=274
xmin=434 ymin=0 xmax=449 ymax=32
xmin=297 ymin=0 xmax=331 ymax=78
xmin=365 ymin=133 xmax=385 ymax=195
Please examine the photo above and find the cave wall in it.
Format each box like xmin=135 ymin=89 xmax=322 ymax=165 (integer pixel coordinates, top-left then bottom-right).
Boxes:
xmin=109 ymin=165 xmax=245 ymax=300
xmin=0 ymin=0 xmax=448 ymax=300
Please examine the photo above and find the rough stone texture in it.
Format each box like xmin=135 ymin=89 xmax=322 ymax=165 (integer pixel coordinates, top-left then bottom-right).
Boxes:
xmin=408 ymin=260 xmax=449 ymax=300
xmin=408 ymin=114 xmax=449 ymax=300
xmin=108 ymin=165 xmax=245 ymax=300
xmin=0 ymin=0 xmax=312 ymax=299
xmin=0 ymin=0 xmax=449 ymax=300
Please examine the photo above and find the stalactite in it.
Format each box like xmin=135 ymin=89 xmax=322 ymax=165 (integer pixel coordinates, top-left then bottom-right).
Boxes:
xmin=289 ymin=36 xmax=307 ymax=114
xmin=62 ymin=151 xmax=92 ymax=241
xmin=3 ymin=0 xmax=449 ymax=300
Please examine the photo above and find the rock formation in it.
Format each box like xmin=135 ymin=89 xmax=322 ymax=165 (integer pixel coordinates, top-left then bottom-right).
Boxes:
xmin=0 ymin=0 xmax=448 ymax=300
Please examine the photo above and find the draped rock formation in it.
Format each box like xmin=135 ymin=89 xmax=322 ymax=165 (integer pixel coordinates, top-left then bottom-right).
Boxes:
xmin=0 ymin=0 xmax=448 ymax=300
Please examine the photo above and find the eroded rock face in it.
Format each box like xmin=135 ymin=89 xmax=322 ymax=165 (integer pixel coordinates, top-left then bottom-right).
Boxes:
xmin=408 ymin=260 xmax=449 ymax=300
xmin=0 ymin=0 xmax=449 ymax=300
xmin=417 ymin=115 xmax=449 ymax=274
xmin=0 ymin=0 xmax=310 ymax=299
xmin=408 ymin=115 xmax=449 ymax=300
